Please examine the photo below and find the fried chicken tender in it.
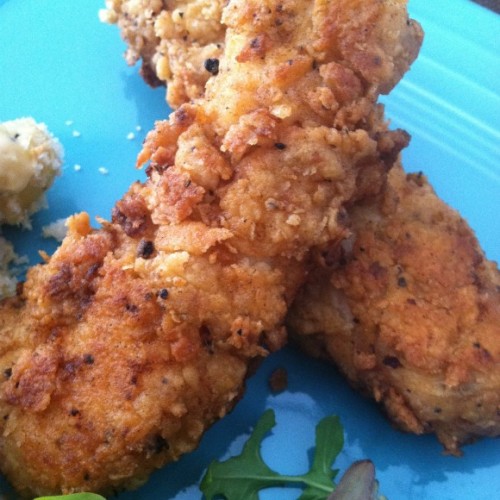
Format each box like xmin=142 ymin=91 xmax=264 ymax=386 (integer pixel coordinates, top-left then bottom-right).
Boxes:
xmin=102 ymin=0 xmax=423 ymax=109
xmin=287 ymin=164 xmax=500 ymax=454
xmin=0 ymin=1 xmax=421 ymax=496
xmin=107 ymin=0 xmax=500 ymax=457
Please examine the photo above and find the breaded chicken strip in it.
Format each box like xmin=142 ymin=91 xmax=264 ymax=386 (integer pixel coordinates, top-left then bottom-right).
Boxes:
xmin=0 ymin=0 xmax=422 ymax=496
xmin=102 ymin=0 xmax=422 ymax=109
xmin=287 ymin=164 xmax=500 ymax=454
xmin=105 ymin=0 xmax=499 ymax=456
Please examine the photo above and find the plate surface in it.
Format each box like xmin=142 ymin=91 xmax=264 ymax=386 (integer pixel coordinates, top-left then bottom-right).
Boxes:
xmin=0 ymin=1 xmax=499 ymax=499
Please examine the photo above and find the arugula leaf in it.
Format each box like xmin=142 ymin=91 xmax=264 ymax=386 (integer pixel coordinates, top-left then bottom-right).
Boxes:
xmin=35 ymin=494 xmax=105 ymax=500
xmin=299 ymin=415 xmax=343 ymax=500
xmin=200 ymin=409 xmax=344 ymax=500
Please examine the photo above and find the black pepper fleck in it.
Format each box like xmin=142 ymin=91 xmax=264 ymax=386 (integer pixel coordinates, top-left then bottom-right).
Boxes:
xmin=398 ymin=276 xmax=408 ymax=287
xmin=126 ymin=303 xmax=139 ymax=313
xmin=148 ymin=434 xmax=169 ymax=454
xmin=383 ymin=356 xmax=402 ymax=369
xmin=204 ymin=58 xmax=219 ymax=75
xmin=83 ymin=354 xmax=94 ymax=365
xmin=3 ymin=368 xmax=12 ymax=379
xmin=137 ymin=239 xmax=155 ymax=259
xmin=274 ymin=142 xmax=286 ymax=150
xmin=158 ymin=288 xmax=169 ymax=300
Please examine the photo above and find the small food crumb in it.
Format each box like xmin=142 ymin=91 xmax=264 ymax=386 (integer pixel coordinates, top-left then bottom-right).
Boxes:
xmin=73 ymin=164 xmax=82 ymax=172
xmin=65 ymin=120 xmax=74 ymax=126
xmin=268 ymin=367 xmax=288 ymax=394
xmin=98 ymin=7 xmax=118 ymax=24
xmin=42 ymin=218 xmax=68 ymax=242
xmin=98 ymin=167 xmax=109 ymax=175
xmin=286 ymin=214 xmax=301 ymax=226
xmin=135 ymin=125 xmax=142 ymax=132
xmin=127 ymin=132 xmax=135 ymax=140
xmin=0 ymin=237 xmax=18 ymax=299
xmin=0 ymin=236 xmax=28 ymax=299
xmin=72 ymin=130 xmax=81 ymax=138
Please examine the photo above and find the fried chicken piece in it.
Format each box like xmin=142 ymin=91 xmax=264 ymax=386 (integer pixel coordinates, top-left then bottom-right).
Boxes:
xmin=108 ymin=0 xmax=500 ymax=457
xmin=0 ymin=1 xmax=422 ymax=495
xmin=287 ymin=164 xmax=500 ymax=454
xmin=102 ymin=0 xmax=423 ymax=109
xmin=100 ymin=0 xmax=226 ymax=107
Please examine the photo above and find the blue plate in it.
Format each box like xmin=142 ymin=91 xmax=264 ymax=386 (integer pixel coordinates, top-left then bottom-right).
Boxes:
xmin=0 ymin=1 xmax=499 ymax=499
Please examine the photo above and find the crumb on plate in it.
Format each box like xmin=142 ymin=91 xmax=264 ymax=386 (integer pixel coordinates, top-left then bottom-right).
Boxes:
xmin=269 ymin=367 xmax=288 ymax=394
xmin=0 ymin=236 xmax=28 ymax=299
xmin=42 ymin=217 xmax=68 ymax=242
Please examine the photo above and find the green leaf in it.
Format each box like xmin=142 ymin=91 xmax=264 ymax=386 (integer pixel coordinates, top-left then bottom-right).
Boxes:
xmin=299 ymin=415 xmax=344 ymax=500
xmin=35 ymin=494 xmax=106 ymax=500
xmin=200 ymin=409 xmax=283 ymax=500
xmin=200 ymin=409 xmax=345 ymax=500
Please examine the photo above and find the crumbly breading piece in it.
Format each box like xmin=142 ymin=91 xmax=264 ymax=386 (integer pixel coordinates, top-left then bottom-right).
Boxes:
xmin=0 ymin=238 xmax=21 ymax=300
xmin=287 ymin=164 xmax=500 ymax=454
xmin=100 ymin=0 xmax=226 ymax=107
xmin=0 ymin=1 xmax=422 ymax=495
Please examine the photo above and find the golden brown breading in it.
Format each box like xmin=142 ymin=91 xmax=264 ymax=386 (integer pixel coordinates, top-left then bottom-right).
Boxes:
xmin=108 ymin=0 xmax=500 ymax=457
xmin=102 ymin=0 xmax=423 ymax=109
xmin=287 ymin=164 xmax=500 ymax=454
xmin=101 ymin=0 xmax=226 ymax=107
xmin=0 ymin=1 xmax=422 ymax=496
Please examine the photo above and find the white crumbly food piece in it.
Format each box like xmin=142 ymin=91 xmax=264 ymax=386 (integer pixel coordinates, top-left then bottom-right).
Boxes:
xmin=0 ymin=117 xmax=63 ymax=298
xmin=0 ymin=117 xmax=63 ymax=227
xmin=42 ymin=217 xmax=68 ymax=242
xmin=0 ymin=237 xmax=23 ymax=299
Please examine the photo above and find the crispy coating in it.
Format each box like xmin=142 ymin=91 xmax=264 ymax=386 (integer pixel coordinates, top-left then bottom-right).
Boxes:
xmin=287 ymin=164 xmax=500 ymax=454
xmin=102 ymin=0 xmax=422 ymax=109
xmin=107 ymin=0 xmax=500 ymax=456
xmin=101 ymin=0 xmax=226 ymax=107
xmin=0 ymin=0 xmax=422 ymax=495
